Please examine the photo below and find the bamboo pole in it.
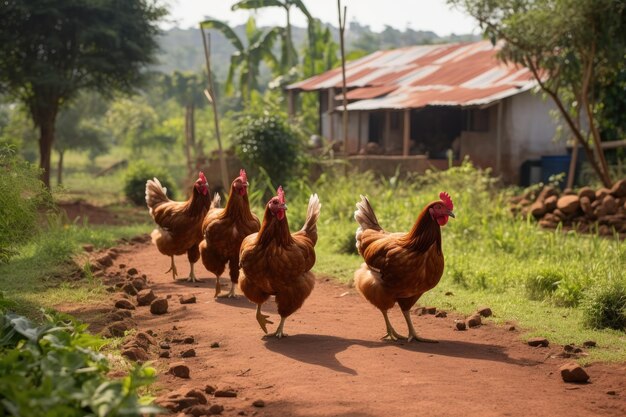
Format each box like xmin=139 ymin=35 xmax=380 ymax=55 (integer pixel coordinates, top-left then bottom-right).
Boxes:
xmin=200 ymin=28 xmax=229 ymax=192
xmin=337 ymin=0 xmax=348 ymax=154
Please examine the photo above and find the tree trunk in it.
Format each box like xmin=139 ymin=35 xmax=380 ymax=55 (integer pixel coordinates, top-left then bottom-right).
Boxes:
xmin=57 ymin=149 xmax=64 ymax=186
xmin=39 ymin=117 xmax=56 ymax=188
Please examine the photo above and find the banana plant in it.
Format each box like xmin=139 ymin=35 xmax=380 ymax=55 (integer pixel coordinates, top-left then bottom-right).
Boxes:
xmin=231 ymin=0 xmax=313 ymax=72
xmin=200 ymin=17 xmax=282 ymax=105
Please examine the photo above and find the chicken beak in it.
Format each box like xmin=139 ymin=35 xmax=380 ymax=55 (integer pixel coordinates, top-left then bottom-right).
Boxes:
xmin=280 ymin=203 xmax=288 ymax=211
xmin=448 ymin=210 xmax=455 ymax=218
xmin=244 ymin=182 xmax=249 ymax=187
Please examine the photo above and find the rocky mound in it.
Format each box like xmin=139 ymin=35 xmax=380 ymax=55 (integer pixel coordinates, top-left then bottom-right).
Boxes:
xmin=510 ymin=179 xmax=626 ymax=236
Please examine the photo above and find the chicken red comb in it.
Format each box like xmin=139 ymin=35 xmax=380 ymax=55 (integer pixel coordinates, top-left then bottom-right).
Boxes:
xmin=440 ymin=192 xmax=453 ymax=211
xmin=198 ymin=172 xmax=207 ymax=183
xmin=277 ymin=186 xmax=285 ymax=204
xmin=239 ymin=169 xmax=247 ymax=183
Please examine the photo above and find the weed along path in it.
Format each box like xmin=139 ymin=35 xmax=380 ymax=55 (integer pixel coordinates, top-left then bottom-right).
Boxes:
xmin=74 ymin=241 xmax=626 ymax=417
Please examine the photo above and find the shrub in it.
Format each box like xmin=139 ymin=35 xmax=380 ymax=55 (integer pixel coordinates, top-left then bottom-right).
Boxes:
xmin=0 ymin=311 xmax=161 ymax=416
xmin=123 ymin=160 xmax=176 ymax=206
xmin=233 ymin=113 xmax=305 ymax=188
xmin=583 ymin=280 xmax=626 ymax=331
xmin=0 ymin=146 xmax=51 ymax=263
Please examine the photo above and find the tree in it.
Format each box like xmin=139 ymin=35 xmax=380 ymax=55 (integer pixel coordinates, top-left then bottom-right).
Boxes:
xmin=0 ymin=0 xmax=166 ymax=187
xmin=200 ymin=17 xmax=282 ymax=105
xmin=105 ymin=96 xmax=173 ymax=156
xmin=449 ymin=0 xmax=626 ymax=187
xmin=55 ymin=104 xmax=107 ymax=185
xmin=231 ymin=0 xmax=313 ymax=71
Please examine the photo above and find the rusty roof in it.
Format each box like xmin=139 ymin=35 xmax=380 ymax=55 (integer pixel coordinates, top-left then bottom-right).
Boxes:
xmin=287 ymin=40 xmax=537 ymax=110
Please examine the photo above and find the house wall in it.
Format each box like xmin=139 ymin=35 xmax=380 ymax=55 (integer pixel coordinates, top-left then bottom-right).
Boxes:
xmin=318 ymin=88 xmax=565 ymax=183
xmin=459 ymin=90 xmax=564 ymax=184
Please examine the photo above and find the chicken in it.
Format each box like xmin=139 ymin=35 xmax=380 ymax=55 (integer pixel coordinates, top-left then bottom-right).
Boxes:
xmin=353 ymin=192 xmax=455 ymax=342
xmin=145 ymin=172 xmax=212 ymax=282
xmin=199 ymin=169 xmax=261 ymax=298
xmin=239 ymin=187 xmax=321 ymax=338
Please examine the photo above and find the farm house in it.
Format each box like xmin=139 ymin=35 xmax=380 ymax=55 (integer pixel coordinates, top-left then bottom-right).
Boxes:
xmin=286 ymin=40 xmax=566 ymax=184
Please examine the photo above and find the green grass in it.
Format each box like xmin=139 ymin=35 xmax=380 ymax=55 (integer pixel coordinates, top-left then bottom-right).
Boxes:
xmin=0 ymin=222 xmax=150 ymax=317
xmin=285 ymin=161 xmax=626 ymax=362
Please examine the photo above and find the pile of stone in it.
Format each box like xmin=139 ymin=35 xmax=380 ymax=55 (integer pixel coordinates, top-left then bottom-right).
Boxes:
xmin=510 ymin=179 xmax=626 ymax=236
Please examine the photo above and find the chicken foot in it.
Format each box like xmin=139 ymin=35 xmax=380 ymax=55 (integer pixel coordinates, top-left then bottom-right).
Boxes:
xmin=215 ymin=281 xmax=237 ymax=298
xmin=401 ymin=310 xmax=438 ymax=343
xmin=165 ymin=256 xmax=178 ymax=280
xmin=186 ymin=262 xmax=198 ymax=283
xmin=265 ymin=316 xmax=287 ymax=339
xmin=381 ymin=310 xmax=407 ymax=341
xmin=255 ymin=304 xmax=274 ymax=334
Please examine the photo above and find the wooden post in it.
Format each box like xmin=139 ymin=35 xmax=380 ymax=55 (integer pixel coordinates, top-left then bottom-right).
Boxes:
xmin=287 ymin=89 xmax=296 ymax=122
xmin=357 ymin=111 xmax=362 ymax=153
xmin=496 ymin=101 xmax=503 ymax=175
xmin=403 ymin=109 xmax=410 ymax=156
xmin=200 ymin=28 xmax=229 ymax=192
xmin=337 ymin=0 xmax=348 ymax=154
xmin=384 ymin=111 xmax=390 ymax=153
xmin=328 ymin=88 xmax=335 ymax=142
xmin=566 ymin=144 xmax=579 ymax=189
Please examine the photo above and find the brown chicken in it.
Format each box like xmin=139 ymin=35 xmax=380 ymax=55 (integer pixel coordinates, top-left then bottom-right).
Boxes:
xmin=353 ymin=192 xmax=455 ymax=342
xmin=145 ymin=172 xmax=212 ymax=282
xmin=239 ymin=187 xmax=321 ymax=338
xmin=199 ymin=169 xmax=261 ymax=298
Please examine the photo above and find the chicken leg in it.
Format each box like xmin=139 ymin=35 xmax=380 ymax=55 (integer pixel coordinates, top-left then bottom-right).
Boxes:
xmin=218 ymin=285 xmax=236 ymax=298
xmin=402 ymin=310 xmax=438 ymax=343
xmin=381 ymin=310 xmax=407 ymax=341
xmin=186 ymin=262 xmax=198 ymax=283
xmin=214 ymin=276 xmax=222 ymax=298
xmin=255 ymin=304 xmax=274 ymax=334
xmin=165 ymin=256 xmax=178 ymax=280
xmin=265 ymin=316 xmax=286 ymax=339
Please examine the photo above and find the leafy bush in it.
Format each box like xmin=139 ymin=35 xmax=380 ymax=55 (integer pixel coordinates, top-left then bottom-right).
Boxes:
xmin=0 ymin=311 xmax=161 ymax=416
xmin=233 ymin=113 xmax=305 ymax=188
xmin=583 ymin=280 xmax=626 ymax=331
xmin=123 ymin=160 xmax=176 ymax=206
xmin=0 ymin=146 xmax=51 ymax=263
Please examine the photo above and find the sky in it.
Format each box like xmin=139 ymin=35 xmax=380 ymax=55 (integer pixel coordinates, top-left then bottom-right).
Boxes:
xmin=162 ymin=0 xmax=480 ymax=37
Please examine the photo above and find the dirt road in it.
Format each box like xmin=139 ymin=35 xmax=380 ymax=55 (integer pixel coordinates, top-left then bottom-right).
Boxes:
xmin=70 ymin=242 xmax=626 ymax=417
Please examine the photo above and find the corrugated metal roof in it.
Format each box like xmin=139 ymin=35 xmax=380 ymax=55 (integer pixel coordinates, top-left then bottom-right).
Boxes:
xmin=287 ymin=40 xmax=537 ymax=110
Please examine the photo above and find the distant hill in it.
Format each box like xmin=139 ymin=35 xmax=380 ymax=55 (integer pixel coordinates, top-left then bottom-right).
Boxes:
xmin=154 ymin=20 xmax=480 ymax=81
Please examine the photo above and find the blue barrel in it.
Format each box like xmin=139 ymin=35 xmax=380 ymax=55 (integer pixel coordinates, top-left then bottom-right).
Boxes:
xmin=541 ymin=155 xmax=571 ymax=188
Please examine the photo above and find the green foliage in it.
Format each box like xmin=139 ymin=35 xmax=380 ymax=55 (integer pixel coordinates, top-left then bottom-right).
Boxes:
xmin=0 ymin=0 xmax=167 ymax=185
xmin=123 ymin=160 xmax=177 ymax=206
xmin=583 ymin=280 xmax=626 ymax=331
xmin=233 ymin=113 xmax=305 ymax=187
xmin=525 ymin=270 xmax=563 ymax=300
xmin=0 ymin=147 xmax=51 ymax=263
xmin=449 ymin=0 xmax=626 ymax=186
xmin=105 ymin=96 xmax=175 ymax=156
xmin=201 ymin=17 xmax=282 ymax=104
xmin=0 ymin=311 xmax=161 ymax=416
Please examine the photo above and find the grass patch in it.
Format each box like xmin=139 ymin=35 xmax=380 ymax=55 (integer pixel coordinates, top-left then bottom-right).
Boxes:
xmin=295 ymin=161 xmax=626 ymax=362
xmin=0 ymin=222 xmax=150 ymax=318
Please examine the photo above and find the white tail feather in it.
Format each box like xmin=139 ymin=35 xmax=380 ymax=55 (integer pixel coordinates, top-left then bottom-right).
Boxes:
xmin=301 ymin=193 xmax=321 ymax=243
xmin=145 ymin=177 xmax=170 ymax=215
xmin=354 ymin=195 xmax=383 ymax=253
xmin=210 ymin=192 xmax=221 ymax=210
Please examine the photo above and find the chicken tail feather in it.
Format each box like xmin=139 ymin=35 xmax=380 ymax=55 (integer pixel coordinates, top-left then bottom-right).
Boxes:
xmin=145 ymin=177 xmax=170 ymax=215
xmin=354 ymin=195 xmax=382 ymax=232
xmin=355 ymin=195 xmax=383 ymax=253
xmin=300 ymin=193 xmax=321 ymax=244
xmin=210 ymin=192 xmax=221 ymax=210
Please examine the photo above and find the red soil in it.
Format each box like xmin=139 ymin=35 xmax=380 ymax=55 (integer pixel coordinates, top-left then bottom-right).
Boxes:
xmin=63 ymin=243 xmax=626 ymax=417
